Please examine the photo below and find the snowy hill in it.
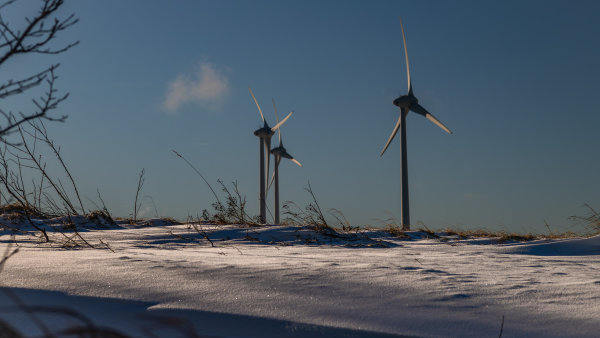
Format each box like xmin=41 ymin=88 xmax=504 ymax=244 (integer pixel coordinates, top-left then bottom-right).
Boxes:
xmin=1 ymin=216 xmax=599 ymax=337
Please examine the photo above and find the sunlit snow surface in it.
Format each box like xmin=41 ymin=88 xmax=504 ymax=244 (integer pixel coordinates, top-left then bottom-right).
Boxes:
xmin=1 ymin=217 xmax=599 ymax=337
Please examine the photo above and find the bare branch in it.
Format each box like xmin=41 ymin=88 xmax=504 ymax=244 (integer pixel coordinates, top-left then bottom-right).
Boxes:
xmin=0 ymin=0 xmax=78 ymax=64
xmin=0 ymin=65 xmax=68 ymax=139
xmin=133 ymin=168 xmax=145 ymax=223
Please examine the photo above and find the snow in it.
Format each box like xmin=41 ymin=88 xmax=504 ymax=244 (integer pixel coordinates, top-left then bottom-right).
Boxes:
xmin=501 ymin=235 xmax=600 ymax=256
xmin=1 ymin=217 xmax=599 ymax=337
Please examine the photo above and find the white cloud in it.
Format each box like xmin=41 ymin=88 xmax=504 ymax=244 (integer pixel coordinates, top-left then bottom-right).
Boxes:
xmin=163 ymin=62 xmax=230 ymax=113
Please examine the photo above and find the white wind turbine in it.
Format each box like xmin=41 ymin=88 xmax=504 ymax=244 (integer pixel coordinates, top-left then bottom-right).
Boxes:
xmin=268 ymin=98 xmax=302 ymax=225
xmin=249 ymin=87 xmax=293 ymax=224
xmin=380 ymin=19 xmax=452 ymax=230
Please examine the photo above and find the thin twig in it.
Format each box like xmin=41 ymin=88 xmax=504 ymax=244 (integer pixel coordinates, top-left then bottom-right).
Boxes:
xmin=30 ymin=120 xmax=85 ymax=214
xmin=172 ymin=149 xmax=220 ymax=204
xmin=133 ymin=168 xmax=145 ymax=223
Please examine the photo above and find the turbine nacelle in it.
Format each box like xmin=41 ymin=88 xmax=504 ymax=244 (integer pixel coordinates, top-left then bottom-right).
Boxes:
xmin=271 ymin=145 xmax=285 ymax=156
xmin=249 ymin=87 xmax=292 ymax=138
xmin=393 ymin=94 xmax=417 ymax=109
xmin=254 ymin=123 xmax=275 ymax=138
xmin=271 ymin=145 xmax=294 ymax=160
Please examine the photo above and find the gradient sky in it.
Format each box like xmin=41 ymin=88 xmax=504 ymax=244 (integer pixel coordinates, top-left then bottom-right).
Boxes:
xmin=4 ymin=0 xmax=599 ymax=233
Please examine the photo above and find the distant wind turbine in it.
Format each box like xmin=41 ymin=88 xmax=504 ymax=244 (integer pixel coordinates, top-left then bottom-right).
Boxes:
xmin=249 ymin=87 xmax=292 ymax=224
xmin=380 ymin=19 xmax=452 ymax=231
xmin=268 ymin=98 xmax=302 ymax=225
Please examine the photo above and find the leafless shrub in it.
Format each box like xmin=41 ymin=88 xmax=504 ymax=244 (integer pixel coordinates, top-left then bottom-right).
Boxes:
xmin=201 ymin=180 xmax=258 ymax=225
xmin=570 ymin=203 xmax=600 ymax=234
xmin=86 ymin=189 xmax=115 ymax=223
xmin=12 ymin=123 xmax=80 ymax=214
xmin=329 ymin=208 xmax=359 ymax=232
xmin=0 ymin=120 xmax=93 ymax=241
xmin=172 ymin=149 xmax=263 ymax=225
xmin=282 ymin=182 xmax=338 ymax=235
xmin=0 ymin=0 xmax=78 ymax=242
xmin=29 ymin=120 xmax=85 ymax=213
xmin=0 ymin=168 xmax=50 ymax=240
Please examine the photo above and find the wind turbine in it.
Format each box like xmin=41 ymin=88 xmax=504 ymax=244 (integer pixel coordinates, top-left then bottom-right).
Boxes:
xmin=380 ymin=19 xmax=452 ymax=231
xmin=269 ymin=98 xmax=302 ymax=225
xmin=249 ymin=87 xmax=292 ymax=224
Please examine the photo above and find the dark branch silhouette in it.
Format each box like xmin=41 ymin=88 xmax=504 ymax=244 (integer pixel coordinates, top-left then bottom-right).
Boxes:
xmin=0 ymin=0 xmax=77 ymax=140
xmin=0 ymin=0 xmax=77 ymax=240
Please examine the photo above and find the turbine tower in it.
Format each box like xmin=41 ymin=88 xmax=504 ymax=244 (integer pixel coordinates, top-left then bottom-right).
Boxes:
xmin=380 ymin=19 xmax=452 ymax=230
xmin=269 ymin=99 xmax=302 ymax=225
xmin=249 ymin=87 xmax=292 ymax=224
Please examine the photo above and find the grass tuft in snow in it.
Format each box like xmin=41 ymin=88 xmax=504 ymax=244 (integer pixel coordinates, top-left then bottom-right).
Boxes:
xmin=385 ymin=225 xmax=410 ymax=239
xmin=282 ymin=182 xmax=339 ymax=236
xmin=0 ymin=203 xmax=47 ymax=220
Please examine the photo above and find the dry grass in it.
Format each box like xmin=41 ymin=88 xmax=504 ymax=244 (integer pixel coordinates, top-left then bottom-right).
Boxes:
xmin=385 ymin=225 xmax=410 ymax=239
xmin=438 ymin=228 xmax=538 ymax=242
xmin=496 ymin=232 xmax=538 ymax=243
xmin=0 ymin=203 xmax=48 ymax=220
xmin=200 ymin=180 xmax=259 ymax=226
xmin=415 ymin=221 xmax=440 ymax=239
xmin=282 ymin=182 xmax=340 ymax=236
xmin=439 ymin=228 xmax=586 ymax=242
xmin=86 ymin=210 xmax=116 ymax=227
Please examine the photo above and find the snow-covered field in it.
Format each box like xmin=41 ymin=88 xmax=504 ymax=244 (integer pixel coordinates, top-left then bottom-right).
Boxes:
xmin=1 ymin=216 xmax=599 ymax=337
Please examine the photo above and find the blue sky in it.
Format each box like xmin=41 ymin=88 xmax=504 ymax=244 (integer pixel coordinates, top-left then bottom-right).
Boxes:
xmin=4 ymin=0 xmax=599 ymax=232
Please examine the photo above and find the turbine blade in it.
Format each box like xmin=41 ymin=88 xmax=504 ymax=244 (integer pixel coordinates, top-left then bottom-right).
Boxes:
xmin=411 ymin=104 xmax=452 ymax=134
xmin=271 ymin=111 xmax=293 ymax=132
xmin=268 ymin=171 xmax=275 ymax=192
xmin=400 ymin=18 xmax=411 ymax=94
xmin=283 ymin=150 xmax=302 ymax=167
xmin=272 ymin=98 xmax=282 ymax=144
xmin=380 ymin=113 xmax=403 ymax=157
xmin=267 ymin=156 xmax=281 ymax=195
xmin=249 ymin=87 xmax=265 ymax=123
xmin=290 ymin=158 xmax=302 ymax=167
xmin=272 ymin=98 xmax=280 ymax=122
